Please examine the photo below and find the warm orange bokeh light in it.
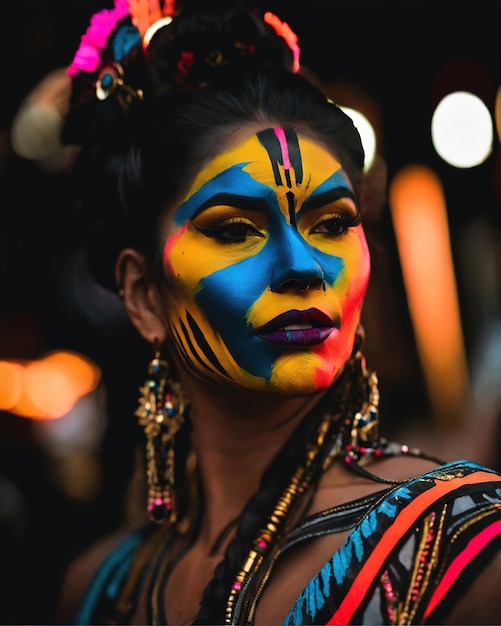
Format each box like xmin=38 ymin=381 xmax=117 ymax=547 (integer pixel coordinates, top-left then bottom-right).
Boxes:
xmin=0 ymin=361 xmax=24 ymax=410
xmin=42 ymin=352 xmax=101 ymax=398
xmin=389 ymin=166 xmax=470 ymax=428
xmin=0 ymin=351 xmax=101 ymax=420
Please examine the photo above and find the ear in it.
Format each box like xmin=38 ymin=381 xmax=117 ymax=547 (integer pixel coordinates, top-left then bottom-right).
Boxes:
xmin=115 ymin=249 xmax=168 ymax=344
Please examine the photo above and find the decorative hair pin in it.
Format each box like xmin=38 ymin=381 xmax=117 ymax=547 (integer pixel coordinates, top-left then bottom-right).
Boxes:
xmin=95 ymin=62 xmax=143 ymax=110
xmin=143 ymin=16 xmax=173 ymax=48
xmin=128 ymin=0 xmax=176 ymax=49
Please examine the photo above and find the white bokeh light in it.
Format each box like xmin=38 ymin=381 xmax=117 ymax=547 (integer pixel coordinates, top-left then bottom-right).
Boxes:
xmin=431 ymin=91 xmax=493 ymax=168
xmin=340 ymin=106 xmax=377 ymax=171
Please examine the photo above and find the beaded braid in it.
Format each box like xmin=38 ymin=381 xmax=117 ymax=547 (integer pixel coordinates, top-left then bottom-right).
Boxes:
xmin=192 ymin=391 xmax=331 ymax=625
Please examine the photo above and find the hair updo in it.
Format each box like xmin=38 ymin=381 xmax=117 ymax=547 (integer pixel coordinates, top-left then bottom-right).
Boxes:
xmin=62 ymin=5 xmax=365 ymax=291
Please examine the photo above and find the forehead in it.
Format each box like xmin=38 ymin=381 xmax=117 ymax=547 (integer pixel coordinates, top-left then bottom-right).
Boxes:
xmin=184 ymin=128 xmax=346 ymax=199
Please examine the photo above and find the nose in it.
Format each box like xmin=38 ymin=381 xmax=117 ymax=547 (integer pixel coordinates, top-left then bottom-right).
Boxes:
xmin=270 ymin=229 xmax=325 ymax=293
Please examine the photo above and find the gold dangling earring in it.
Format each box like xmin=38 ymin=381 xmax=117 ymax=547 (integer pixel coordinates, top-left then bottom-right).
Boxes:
xmin=341 ymin=323 xmax=383 ymax=465
xmin=135 ymin=342 xmax=186 ymax=523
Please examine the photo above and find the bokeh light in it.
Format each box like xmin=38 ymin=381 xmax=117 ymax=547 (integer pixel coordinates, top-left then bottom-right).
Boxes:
xmin=431 ymin=91 xmax=493 ymax=168
xmin=495 ymin=86 xmax=501 ymax=142
xmin=389 ymin=165 xmax=470 ymax=428
xmin=0 ymin=361 xmax=24 ymax=410
xmin=0 ymin=351 xmax=101 ymax=420
xmin=340 ymin=106 xmax=377 ymax=171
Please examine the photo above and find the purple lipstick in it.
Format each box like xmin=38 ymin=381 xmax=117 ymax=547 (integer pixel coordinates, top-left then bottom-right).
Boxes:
xmin=256 ymin=308 xmax=339 ymax=346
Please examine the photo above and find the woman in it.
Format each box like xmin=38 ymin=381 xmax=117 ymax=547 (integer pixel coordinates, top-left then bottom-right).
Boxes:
xmin=57 ymin=1 xmax=501 ymax=624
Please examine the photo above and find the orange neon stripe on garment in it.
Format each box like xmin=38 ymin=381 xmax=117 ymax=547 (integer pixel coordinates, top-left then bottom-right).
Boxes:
xmin=422 ymin=519 xmax=501 ymax=620
xmin=326 ymin=471 xmax=501 ymax=625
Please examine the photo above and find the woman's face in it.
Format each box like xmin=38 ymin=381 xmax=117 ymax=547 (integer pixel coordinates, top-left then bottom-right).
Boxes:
xmin=160 ymin=128 xmax=370 ymax=394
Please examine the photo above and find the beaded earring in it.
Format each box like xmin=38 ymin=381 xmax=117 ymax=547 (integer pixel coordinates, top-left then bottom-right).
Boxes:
xmin=136 ymin=344 xmax=187 ymax=523
xmin=343 ymin=346 xmax=381 ymax=465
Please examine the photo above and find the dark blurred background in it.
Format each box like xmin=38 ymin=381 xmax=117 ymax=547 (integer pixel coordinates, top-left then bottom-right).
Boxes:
xmin=1 ymin=1 xmax=500 ymax=623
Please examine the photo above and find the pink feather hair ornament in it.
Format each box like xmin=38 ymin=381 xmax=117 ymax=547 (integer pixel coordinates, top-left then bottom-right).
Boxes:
xmin=67 ymin=0 xmax=130 ymax=77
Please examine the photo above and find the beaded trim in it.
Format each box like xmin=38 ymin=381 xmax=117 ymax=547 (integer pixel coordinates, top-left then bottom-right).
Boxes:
xmin=225 ymin=417 xmax=330 ymax=624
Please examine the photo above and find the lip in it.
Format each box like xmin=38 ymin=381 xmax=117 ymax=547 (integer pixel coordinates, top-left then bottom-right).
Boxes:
xmin=256 ymin=308 xmax=340 ymax=346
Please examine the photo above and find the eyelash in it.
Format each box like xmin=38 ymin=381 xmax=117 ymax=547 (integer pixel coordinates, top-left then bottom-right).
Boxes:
xmin=310 ymin=213 xmax=361 ymax=237
xmin=194 ymin=218 xmax=264 ymax=244
xmin=193 ymin=212 xmax=360 ymax=244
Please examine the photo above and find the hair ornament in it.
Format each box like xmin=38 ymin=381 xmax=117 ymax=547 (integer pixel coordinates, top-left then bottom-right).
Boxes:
xmin=113 ymin=24 xmax=142 ymax=61
xmin=67 ymin=0 xmax=130 ymax=76
xmin=177 ymin=51 xmax=195 ymax=75
xmin=263 ymin=11 xmax=300 ymax=73
xmin=128 ymin=0 xmax=177 ymax=49
xmin=234 ymin=41 xmax=257 ymax=56
xmin=143 ymin=16 xmax=173 ymax=48
xmin=95 ymin=62 xmax=143 ymax=110
xmin=206 ymin=50 xmax=226 ymax=68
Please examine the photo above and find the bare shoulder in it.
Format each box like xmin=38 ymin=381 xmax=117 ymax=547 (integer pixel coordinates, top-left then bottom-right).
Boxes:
xmin=55 ymin=529 xmax=130 ymax=624
xmin=310 ymin=454 xmax=440 ymax=515
xmin=256 ymin=456 xmax=443 ymax=624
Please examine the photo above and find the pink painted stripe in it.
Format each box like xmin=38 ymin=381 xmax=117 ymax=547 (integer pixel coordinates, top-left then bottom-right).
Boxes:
xmin=162 ymin=222 xmax=188 ymax=268
xmin=274 ymin=127 xmax=291 ymax=170
xmin=423 ymin=519 xmax=501 ymax=620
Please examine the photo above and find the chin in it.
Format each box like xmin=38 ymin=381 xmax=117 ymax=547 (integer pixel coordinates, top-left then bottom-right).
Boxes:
xmin=266 ymin=353 xmax=342 ymax=395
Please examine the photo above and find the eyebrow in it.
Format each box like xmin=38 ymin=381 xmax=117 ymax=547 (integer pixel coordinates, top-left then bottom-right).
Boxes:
xmin=300 ymin=187 xmax=356 ymax=213
xmin=190 ymin=193 xmax=270 ymax=219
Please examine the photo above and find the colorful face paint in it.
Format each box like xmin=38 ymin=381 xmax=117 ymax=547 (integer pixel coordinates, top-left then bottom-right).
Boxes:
xmin=161 ymin=129 xmax=370 ymax=394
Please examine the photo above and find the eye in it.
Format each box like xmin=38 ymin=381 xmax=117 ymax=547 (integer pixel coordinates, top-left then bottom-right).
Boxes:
xmin=194 ymin=218 xmax=265 ymax=244
xmin=310 ymin=213 xmax=360 ymax=237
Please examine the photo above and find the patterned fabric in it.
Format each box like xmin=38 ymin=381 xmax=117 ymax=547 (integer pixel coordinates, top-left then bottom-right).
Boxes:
xmin=73 ymin=529 xmax=149 ymax=625
xmin=73 ymin=461 xmax=501 ymax=625
xmin=284 ymin=461 xmax=501 ymax=624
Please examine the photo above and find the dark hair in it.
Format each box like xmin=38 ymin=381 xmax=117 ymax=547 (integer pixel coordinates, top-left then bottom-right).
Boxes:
xmin=62 ymin=9 xmax=364 ymax=290
xmin=62 ymin=7 xmax=366 ymax=623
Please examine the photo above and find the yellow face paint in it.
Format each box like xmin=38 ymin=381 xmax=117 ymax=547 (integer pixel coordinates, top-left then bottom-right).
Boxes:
xmin=161 ymin=128 xmax=370 ymax=393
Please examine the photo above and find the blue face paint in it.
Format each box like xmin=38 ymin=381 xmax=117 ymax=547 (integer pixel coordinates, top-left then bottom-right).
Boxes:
xmin=196 ymin=210 xmax=344 ymax=381
xmin=173 ymin=164 xmax=276 ymax=226
xmin=163 ymin=130 xmax=370 ymax=393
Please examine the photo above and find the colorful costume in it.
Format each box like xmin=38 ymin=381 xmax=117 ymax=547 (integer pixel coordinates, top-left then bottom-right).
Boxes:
xmin=73 ymin=460 xmax=501 ymax=625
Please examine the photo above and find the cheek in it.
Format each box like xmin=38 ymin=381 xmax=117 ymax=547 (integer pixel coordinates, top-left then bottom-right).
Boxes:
xmin=197 ymin=254 xmax=271 ymax=339
xmin=164 ymin=225 xmax=269 ymax=296
xmin=163 ymin=224 xmax=205 ymax=297
xmin=332 ymin=228 xmax=371 ymax=313
xmin=346 ymin=228 xmax=371 ymax=308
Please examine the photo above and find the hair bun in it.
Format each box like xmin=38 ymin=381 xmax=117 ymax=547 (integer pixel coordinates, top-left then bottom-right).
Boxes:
xmin=146 ymin=8 xmax=297 ymax=93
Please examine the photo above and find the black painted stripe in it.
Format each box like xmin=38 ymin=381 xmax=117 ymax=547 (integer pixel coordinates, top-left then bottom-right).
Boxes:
xmin=257 ymin=128 xmax=284 ymax=186
xmin=284 ymin=128 xmax=303 ymax=184
xmin=173 ymin=325 xmax=213 ymax=381
xmin=185 ymin=311 xmax=232 ymax=379
xmin=179 ymin=318 xmax=216 ymax=376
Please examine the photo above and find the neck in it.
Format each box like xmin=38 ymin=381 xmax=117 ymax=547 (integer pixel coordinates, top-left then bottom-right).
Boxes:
xmin=179 ymin=373 xmax=325 ymax=550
